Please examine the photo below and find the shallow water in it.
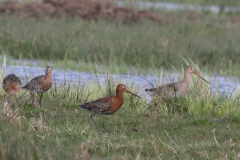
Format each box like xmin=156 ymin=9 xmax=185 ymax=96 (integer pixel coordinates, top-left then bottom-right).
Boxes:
xmin=1 ymin=65 xmax=240 ymax=101
xmin=116 ymin=1 xmax=240 ymax=13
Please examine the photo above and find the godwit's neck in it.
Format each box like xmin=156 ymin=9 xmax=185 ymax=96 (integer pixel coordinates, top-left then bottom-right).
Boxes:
xmin=182 ymin=71 xmax=191 ymax=85
xmin=116 ymin=90 xmax=124 ymax=101
xmin=45 ymin=73 xmax=51 ymax=80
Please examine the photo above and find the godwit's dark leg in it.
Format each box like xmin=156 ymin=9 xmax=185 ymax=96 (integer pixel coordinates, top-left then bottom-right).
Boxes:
xmin=39 ymin=93 xmax=43 ymax=108
xmin=31 ymin=93 xmax=35 ymax=108
xmin=90 ymin=113 xmax=100 ymax=131
xmin=103 ymin=115 xmax=106 ymax=132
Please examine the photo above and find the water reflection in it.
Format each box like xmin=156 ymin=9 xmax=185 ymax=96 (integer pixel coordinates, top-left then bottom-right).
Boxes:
xmin=117 ymin=1 xmax=240 ymax=13
xmin=1 ymin=65 xmax=240 ymax=100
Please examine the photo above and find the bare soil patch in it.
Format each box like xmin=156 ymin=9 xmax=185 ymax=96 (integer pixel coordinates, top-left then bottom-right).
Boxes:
xmin=0 ymin=0 xmax=165 ymax=24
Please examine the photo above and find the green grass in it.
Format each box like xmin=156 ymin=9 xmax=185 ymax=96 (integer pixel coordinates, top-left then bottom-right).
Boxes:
xmin=1 ymin=5 xmax=240 ymax=159
xmin=0 ymin=70 xmax=240 ymax=159
xmin=1 ymin=12 xmax=240 ymax=76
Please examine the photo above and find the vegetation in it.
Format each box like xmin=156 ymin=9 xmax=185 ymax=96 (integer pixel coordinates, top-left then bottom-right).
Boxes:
xmin=1 ymin=12 xmax=240 ymax=76
xmin=0 ymin=6 xmax=240 ymax=158
xmin=0 ymin=71 xmax=240 ymax=159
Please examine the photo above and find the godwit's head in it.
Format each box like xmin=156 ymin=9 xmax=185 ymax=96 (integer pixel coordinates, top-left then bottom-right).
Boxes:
xmin=45 ymin=66 xmax=52 ymax=75
xmin=116 ymin=84 xmax=141 ymax=98
xmin=185 ymin=66 xmax=210 ymax=84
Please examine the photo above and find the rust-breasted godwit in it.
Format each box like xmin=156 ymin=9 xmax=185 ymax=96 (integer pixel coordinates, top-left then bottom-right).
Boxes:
xmin=79 ymin=84 xmax=140 ymax=132
xmin=145 ymin=66 xmax=210 ymax=96
xmin=2 ymin=74 xmax=22 ymax=95
xmin=22 ymin=66 xmax=52 ymax=108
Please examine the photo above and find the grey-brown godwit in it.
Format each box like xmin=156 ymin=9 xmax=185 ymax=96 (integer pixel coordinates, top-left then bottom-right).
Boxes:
xmin=22 ymin=66 xmax=52 ymax=108
xmin=79 ymin=84 xmax=140 ymax=132
xmin=145 ymin=66 xmax=210 ymax=96
xmin=2 ymin=74 xmax=22 ymax=95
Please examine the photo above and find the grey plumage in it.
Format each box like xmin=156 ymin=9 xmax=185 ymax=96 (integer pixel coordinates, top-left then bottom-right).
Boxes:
xmin=22 ymin=75 xmax=50 ymax=93
xmin=145 ymin=81 xmax=189 ymax=96
xmin=145 ymin=66 xmax=210 ymax=97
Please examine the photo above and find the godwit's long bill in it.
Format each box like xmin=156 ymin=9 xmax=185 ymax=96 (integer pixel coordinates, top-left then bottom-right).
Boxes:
xmin=192 ymin=70 xmax=210 ymax=84
xmin=124 ymin=88 xmax=141 ymax=98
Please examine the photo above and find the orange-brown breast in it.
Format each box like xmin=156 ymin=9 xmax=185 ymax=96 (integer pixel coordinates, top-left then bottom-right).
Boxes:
xmin=108 ymin=96 xmax=124 ymax=114
xmin=42 ymin=74 xmax=52 ymax=92
xmin=2 ymin=74 xmax=21 ymax=95
xmin=5 ymin=84 xmax=20 ymax=95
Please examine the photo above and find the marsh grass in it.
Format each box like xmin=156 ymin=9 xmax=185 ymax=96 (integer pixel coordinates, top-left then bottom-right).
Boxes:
xmin=1 ymin=8 xmax=240 ymax=158
xmin=0 ymin=67 xmax=240 ymax=159
xmin=1 ymin=12 xmax=240 ymax=76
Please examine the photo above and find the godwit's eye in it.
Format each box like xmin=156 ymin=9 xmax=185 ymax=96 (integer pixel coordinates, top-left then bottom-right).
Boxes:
xmin=191 ymin=68 xmax=193 ymax=70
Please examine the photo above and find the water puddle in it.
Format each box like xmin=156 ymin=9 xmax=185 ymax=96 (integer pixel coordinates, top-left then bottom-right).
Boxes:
xmin=1 ymin=65 xmax=240 ymax=101
xmin=116 ymin=1 xmax=240 ymax=13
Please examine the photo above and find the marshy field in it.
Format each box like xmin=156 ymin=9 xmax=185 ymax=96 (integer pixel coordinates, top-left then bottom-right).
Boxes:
xmin=1 ymin=0 xmax=240 ymax=159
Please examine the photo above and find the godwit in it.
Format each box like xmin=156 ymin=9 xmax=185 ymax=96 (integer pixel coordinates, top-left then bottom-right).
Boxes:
xmin=2 ymin=74 xmax=22 ymax=95
xmin=79 ymin=84 xmax=140 ymax=132
xmin=145 ymin=66 xmax=210 ymax=96
xmin=22 ymin=66 xmax=52 ymax=108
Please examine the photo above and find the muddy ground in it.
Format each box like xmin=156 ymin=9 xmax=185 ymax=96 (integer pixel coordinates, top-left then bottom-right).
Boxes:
xmin=0 ymin=0 xmax=166 ymax=24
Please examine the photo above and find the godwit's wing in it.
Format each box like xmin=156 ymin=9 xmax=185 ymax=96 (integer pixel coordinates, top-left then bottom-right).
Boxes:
xmin=145 ymin=82 xmax=181 ymax=96
xmin=79 ymin=96 xmax=113 ymax=114
xmin=2 ymin=74 xmax=21 ymax=89
xmin=2 ymin=74 xmax=22 ymax=94
xmin=22 ymin=75 xmax=45 ymax=92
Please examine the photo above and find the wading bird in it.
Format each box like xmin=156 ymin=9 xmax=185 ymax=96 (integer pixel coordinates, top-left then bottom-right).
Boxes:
xmin=22 ymin=66 xmax=52 ymax=108
xmin=2 ymin=74 xmax=22 ymax=95
xmin=79 ymin=84 xmax=140 ymax=132
xmin=145 ymin=66 xmax=210 ymax=96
